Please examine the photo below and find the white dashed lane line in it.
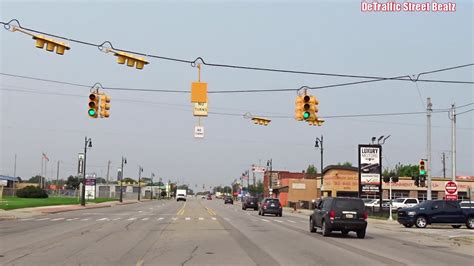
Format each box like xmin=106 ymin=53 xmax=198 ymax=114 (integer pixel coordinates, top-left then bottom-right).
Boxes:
xmin=37 ymin=218 xmax=51 ymax=221
xmin=66 ymin=218 xmax=79 ymax=221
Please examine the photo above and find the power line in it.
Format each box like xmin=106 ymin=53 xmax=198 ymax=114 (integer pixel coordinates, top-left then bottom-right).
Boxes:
xmin=1 ymin=19 xmax=473 ymax=85
xmin=456 ymin=109 xmax=473 ymax=116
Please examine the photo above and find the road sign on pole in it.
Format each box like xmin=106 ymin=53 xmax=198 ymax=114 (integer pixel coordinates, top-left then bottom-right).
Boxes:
xmin=194 ymin=126 xmax=204 ymax=138
xmin=445 ymin=181 xmax=458 ymax=201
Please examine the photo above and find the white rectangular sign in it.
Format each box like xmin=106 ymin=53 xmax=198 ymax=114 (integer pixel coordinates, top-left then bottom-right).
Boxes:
xmin=292 ymin=183 xmax=306 ymax=189
xmin=194 ymin=126 xmax=204 ymax=138
xmin=193 ymin=103 xmax=208 ymax=117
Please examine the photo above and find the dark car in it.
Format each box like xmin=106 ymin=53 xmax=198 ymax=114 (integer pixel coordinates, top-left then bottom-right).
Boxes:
xmin=310 ymin=197 xmax=368 ymax=238
xmin=207 ymin=194 xmax=212 ymax=200
xmin=242 ymin=196 xmax=258 ymax=210
xmin=397 ymin=200 xmax=474 ymax=229
xmin=224 ymin=196 xmax=234 ymax=205
xmin=259 ymin=198 xmax=282 ymax=216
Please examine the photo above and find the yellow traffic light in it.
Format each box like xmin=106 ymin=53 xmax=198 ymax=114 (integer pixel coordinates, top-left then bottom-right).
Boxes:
xmin=99 ymin=94 xmax=111 ymax=118
xmin=304 ymin=95 xmax=318 ymax=122
xmin=294 ymin=95 xmax=304 ymax=121
xmin=88 ymin=93 xmax=99 ymax=118
xmin=32 ymin=35 xmax=70 ymax=55
xmin=251 ymin=117 xmax=271 ymax=126
xmin=308 ymin=119 xmax=325 ymax=126
xmin=114 ymin=51 xmax=149 ymax=70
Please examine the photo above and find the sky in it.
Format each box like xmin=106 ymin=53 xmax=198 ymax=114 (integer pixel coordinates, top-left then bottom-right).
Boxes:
xmin=0 ymin=0 xmax=473 ymax=189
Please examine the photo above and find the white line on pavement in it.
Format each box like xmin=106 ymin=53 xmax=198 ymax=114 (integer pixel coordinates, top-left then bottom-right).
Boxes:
xmin=142 ymin=218 xmax=149 ymax=221
xmin=157 ymin=217 xmax=164 ymax=220
xmin=274 ymin=220 xmax=284 ymax=223
xmin=198 ymin=217 xmax=204 ymax=220
xmin=51 ymin=218 xmax=65 ymax=221
xmin=20 ymin=218 xmax=34 ymax=221
xmin=66 ymin=218 xmax=79 ymax=221
xmin=127 ymin=218 xmax=137 ymax=221
xmin=261 ymin=219 xmax=270 ymax=222
xmin=287 ymin=220 xmax=296 ymax=223
xmin=80 ymin=218 xmax=90 ymax=221
xmin=37 ymin=218 xmax=51 ymax=221
xmin=172 ymin=217 xmax=178 ymax=221
xmin=112 ymin=218 xmax=121 ymax=221
xmin=97 ymin=218 xmax=109 ymax=221
xmin=211 ymin=217 xmax=217 ymax=221
xmin=185 ymin=217 xmax=191 ymax=221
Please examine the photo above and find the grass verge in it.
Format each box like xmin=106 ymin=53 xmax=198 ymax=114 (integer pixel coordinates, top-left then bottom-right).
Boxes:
xmin=0 ymin=196 xmax=117 ymax=210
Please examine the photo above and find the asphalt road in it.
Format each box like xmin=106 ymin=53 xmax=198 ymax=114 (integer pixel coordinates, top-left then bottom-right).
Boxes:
xmin=0 ymin=198 xmax=473 ymax=266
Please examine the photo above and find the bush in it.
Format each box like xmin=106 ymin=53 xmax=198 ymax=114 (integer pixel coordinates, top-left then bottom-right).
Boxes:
xmin=16 ymin=186 xmax=49 ymax=198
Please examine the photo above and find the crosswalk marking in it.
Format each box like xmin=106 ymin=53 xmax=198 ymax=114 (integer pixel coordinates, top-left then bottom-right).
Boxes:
xmin=198 ymin=217 xmax=204 ymax=220
xmin=211 ymin=217 xmax=217 ymax=221
xmin=51 ymin=218 xmax=65 ymax=221
xmin=37 ymin=218 xmax=50 ymax=221
xmin=185 ymin=217 xmax=191 ymax=221
xmin=142 ymin=218 xmax=149 ymax=221
xmin=66 ymin=218 xmax=79 ymax=221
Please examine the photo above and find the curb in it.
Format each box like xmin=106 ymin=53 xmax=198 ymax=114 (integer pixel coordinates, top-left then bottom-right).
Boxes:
xmin=44 ymin=204 xmax=113 ymax=214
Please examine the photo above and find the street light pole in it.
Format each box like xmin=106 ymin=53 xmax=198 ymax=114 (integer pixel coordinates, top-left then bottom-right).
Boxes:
xmin=267 ymin=159 xmax=272 ymax=197
xmin=138 ymin=166 xmax=143 ymax=201
xmin=81 ymin=137 xmax=92 ymax=206
xmin=119 ymin=156 xmax=126 ymax=203
xmin=315 ymin=136 xmax=324 ymax=195
xmin=150 ymin=172 xmax=155 ymax=200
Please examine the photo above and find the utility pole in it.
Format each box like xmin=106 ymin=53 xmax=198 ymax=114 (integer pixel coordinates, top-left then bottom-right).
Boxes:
xmin=119 ymin=157 xmax=126 ymax=203
xmin=150 ymin=172 xmax=155 ymax=200
xmin=267 ymin=159 xmax=272 ymax=197
xmin=13 ymin=154 xmax=17 ymax=177
xmin=426 ymin=97 xmax=432 ymax=200
xmin=40 ymin=156 xmax=44 ymax=188
xmin=442 ymin=152 xmax=446 ymax=179
xmin=56 ymin=160 xmax=60 ymax=196
xmin=106 ymin=160 xmax=111 ymax=185
xmin=450 ymin=104 xmax=456 ymax=182
xmin=81 ymin=137 xmax=92 ymax=206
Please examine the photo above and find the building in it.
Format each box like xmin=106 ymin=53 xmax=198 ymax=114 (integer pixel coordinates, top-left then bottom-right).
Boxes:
xmin=263 ymin=170 xmax=318 ymax=207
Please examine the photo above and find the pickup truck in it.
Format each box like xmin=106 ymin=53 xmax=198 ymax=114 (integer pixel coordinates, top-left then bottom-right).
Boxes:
xmin=397 ymin=200 xmax=474 ymax=229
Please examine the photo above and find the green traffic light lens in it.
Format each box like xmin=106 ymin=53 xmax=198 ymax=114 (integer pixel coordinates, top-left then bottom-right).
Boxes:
xmin=303 ymin=112 xmax=310 ymax=119
xmin=420 ymin=170 xmax=426 ymax=175
xmin=88 ymin=109 xmax=96 ymax=116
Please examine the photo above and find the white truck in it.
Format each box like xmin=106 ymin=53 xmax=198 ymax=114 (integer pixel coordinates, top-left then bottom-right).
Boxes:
xmin=176 ymin=189 xmax=187 ymax=201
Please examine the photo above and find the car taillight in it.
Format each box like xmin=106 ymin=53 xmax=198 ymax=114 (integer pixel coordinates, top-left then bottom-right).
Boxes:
xmin=279 ymin=203 xmax=282 ymax=209
xmin=363 ymin=211 xmax=368 ymax=220
xmin=329 ymin=210 xmax=335 ymax=220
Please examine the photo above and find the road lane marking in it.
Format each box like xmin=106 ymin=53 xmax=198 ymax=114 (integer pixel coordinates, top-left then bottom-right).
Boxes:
xmin=177 ymin=202 xmax=187 ymax=215
xmin=66 ymin=218 xmax=79 ymax=221
xmin=37 ymin=218 xmax=51 ymax=221
xmin=261 ymin=219 xmax=269 ymax=222
xmin=198 ymin=217 xmax=204 ymax=220
xmin=172 ymin=217 xmax=178 ymax=221
xmin=128 ymin=218 xmax=137 ymax=221
xmin=97 ymin=218 xmax=110 ymax=221
xmin=51 ymin=218 xmax=65 ymax=221
xmin=274 ymin=220 xmax=283 ymax=223
xmin=20 ymin=218 xmax=34 ymax=221
xmin=142 ymin=218 xmax=149 ymax=221
xmin=185 ymin=217 xmax=191 ymax=221
xmin=157 ymin=217 xmax=164 ymax=221
xmin=287 ymin=220 xmax=296 ymax=223
xmin=80 ymin=218 xmax=90 ymax=221
xmin=205 ymin=207 xmax=217 ymax=216
xmin=112 ymin=218 xmax=121 ymax=221
xmin=211 ymin=217 xmax=217 ymax=221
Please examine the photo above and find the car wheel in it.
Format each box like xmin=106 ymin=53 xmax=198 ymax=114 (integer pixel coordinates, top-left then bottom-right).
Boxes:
xmin=466 ymin=217 xmax=474 ymax=229
xmin=310 ymin=218 xmax=316 ymax=233
xmin=415 ymin=216 xmax=427 ymax=228
xmin=451 ymin=225 xmax=462 ymax=229
xmin=279 ymin=212 xmax=282 ymax=217
xmin=261 ymin=211 xmax=265 ymax=216
xmin=258 ymin=210 xmax=261 ymax=215
xmin=403 ymin=223 xmax=414 ymax=228
xmin=341 ymin=230 xmax=349 ymax=236
xmin=321 ymin=220 xmax=330 ymax=237
xmin=356 ymin=229 xmax=366 ymax=239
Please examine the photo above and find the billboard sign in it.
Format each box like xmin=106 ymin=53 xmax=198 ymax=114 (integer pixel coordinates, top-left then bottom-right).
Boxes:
xmin=359 ymin=145 xmax=382 ymax=194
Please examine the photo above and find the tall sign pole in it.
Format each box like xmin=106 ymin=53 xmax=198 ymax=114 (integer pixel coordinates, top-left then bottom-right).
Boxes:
xmin=426 ymin=97 xmax=432 ymax=200
xmin=450 ymin=104 xmax=456 ymax=181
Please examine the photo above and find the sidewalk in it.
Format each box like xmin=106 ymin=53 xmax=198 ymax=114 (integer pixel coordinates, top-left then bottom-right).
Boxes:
xmin=0 ymin=199 xmax=139 ymax=220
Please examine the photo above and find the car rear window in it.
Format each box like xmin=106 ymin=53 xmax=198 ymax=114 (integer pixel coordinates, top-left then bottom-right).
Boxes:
xmin=265 ymin=199 xmax=280 ymax=203
xmin=334 ymin=199 xmax=364 ymax=211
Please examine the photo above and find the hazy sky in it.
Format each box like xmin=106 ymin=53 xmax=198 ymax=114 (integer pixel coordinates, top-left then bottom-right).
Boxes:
xmin=1 ymin=0 xmax=473 ymax=189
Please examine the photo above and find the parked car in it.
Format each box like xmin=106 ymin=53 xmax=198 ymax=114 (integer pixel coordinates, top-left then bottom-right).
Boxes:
xmin=224 ymin=196 xmax=234 ymax=205
xmin=242 ymin=196 xmax=258 ymax=210
xmin=362 ymin=198 xmax=376 ymax=206
xmin=366 ymin=199 xmax=390 ymax=208
xmin=391 ymin=198 xmax=419 ymax=210
xmin=309 ymin=197 xmax=368 ymax=238
xmin=259 ymin=198 xmax=282 ymax=217
xmin=460 ymin=200 xmax=474 ymax=208
xmin=397 ymin=200 xmax=474 ymax=229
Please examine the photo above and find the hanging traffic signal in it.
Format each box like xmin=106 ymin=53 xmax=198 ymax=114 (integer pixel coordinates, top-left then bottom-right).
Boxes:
xmin=412 ymin=175 xmax=420 ymax=187
xmin=294 ymin=95 xmax=304 ymax=121
xmin=251 ymin=117 xmax=271 ymax=126
xmin=303 ymin=95 xmax=312 ymax=120
xmin=114 ymin=51 xmax=149 ymax=70
xmin=419 ymin=160 xmax=426 ymax=175
xmin=99 ymin=94 xmax=111 ymax=118
xmin=420 ymin=175 xmax=426 ymax=187
xmin=32 ymin=35 xmax=70 ymax=55
xmin=308 ymin=118 xmax=325 ymax=126
xmin=88 ymin=93 xmax=99 ymax=118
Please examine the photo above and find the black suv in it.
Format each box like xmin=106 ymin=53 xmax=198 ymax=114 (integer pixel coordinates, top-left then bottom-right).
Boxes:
xmin=242 ymin=196 xmax=258 ymax=210
xmin=259 ymin=198 xmax=282 ymax=216
xmin=309 ymin=197 xmax=368 ymax=238
xmin=224 ymin=196 xmax=234 ymax=205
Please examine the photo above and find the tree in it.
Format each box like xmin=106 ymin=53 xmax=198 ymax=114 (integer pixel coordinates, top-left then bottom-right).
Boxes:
xmin=122 ymin=177 xmax=137 ymax=184
xmin=384 ymin=163 xmax=418 ymax=177
xmin=306 ymin=164 xmax=317 ymax=174
xmin=337 ymin=162 xmax=353 ymax=167
xmin=28 ymin=175 xmax=42 ymax=183
xmin=141 ymin=177 xmax=151 ymax=184
xmin=65 ymin=175 xmax=80 ymax=190
xmin=96 ymin=177 xmax=106 ymax=184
